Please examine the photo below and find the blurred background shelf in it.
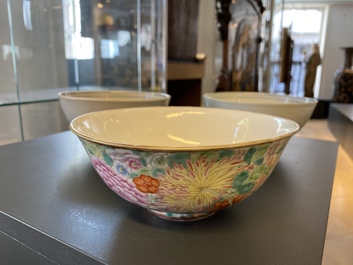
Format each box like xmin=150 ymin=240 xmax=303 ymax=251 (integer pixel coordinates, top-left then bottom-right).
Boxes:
xmin=167 ymin=61 xmax=205 ymax=106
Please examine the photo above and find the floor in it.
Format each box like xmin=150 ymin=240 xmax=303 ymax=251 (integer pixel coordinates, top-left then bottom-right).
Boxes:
xmin=295 ymin=119 xmax=353 ymax=264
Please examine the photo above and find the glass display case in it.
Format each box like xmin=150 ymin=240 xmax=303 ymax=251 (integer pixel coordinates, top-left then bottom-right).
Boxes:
xmin=0 ymin=0 xmax=167 ymax=145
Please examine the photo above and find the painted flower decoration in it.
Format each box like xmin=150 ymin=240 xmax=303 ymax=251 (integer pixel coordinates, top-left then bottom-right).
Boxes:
xmin=90 ymin=156 xmax=149 ymax=206
xmin=106 ymin=149 xmax=142 ymax=169
xmin=156 ymin=156 xmax=248 ymax=212
xmin=145 ymin=152 xmax=169 ymax=169
xmin=133 ymin=175 xmax=160 ymax=194
xmin=81 ymin=136 xmax=290 ymax=214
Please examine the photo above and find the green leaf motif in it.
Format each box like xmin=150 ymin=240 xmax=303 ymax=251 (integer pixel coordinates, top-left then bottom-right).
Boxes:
xmin=256 ymin=145 xmax=269 ymax=157
xmin=233 ymin=171 xmax=249 ymax=188
xmin=87 ymin=148 xmax=94 ymax=155
xmin=233 ymin=171 xmax=256 ymax=194
xmin=250 ymin=164 xmax=267 ymax=180
xmin=131 ymin=149 xmax=142 ymax=156
xmin=219 ymin=149 xmax=234 ymax=159
xmin=244 ymin=147 xmax=256 ymax=164
xmin=140 ymin=157 xmax=147 ymax=167
xmin=130 ymin=172 xmax=139 ymax=178
xmin=103 ymin=153 xmax=114 ymax=166
xmin=81 ymin=139 xmax=98 ymax=156
xmin=151 ymin=168 xmax=166 ymax=178
xmin=276 ymin=143 xmax=286 ymax=154
xmin=205 ymin=152 xmax=220 ymax=162
xmin=138 ymin=168 xmax=151 ymax=175
xmin=251 ymin=145 xmax=269 ymax=164
xmin=154 ymin=157 xmax=167 ymax=167
xmin=167 ymin=153 xmax=190 ymax=167
xmin=191 ymin=151 xmax=218 ymax=162
xmin=238 ymin=182 xmax=255 ymax=194
xmin=254 ymin=157 xmax=264 ymax=165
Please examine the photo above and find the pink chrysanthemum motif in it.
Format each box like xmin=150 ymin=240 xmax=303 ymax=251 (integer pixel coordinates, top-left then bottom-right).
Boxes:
xmin=91 ymin=156 xmax=148 ymax=206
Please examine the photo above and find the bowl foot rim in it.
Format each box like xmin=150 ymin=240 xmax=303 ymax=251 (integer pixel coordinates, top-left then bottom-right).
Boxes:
xmin=148 ymin=209 xmax=216 ymax=221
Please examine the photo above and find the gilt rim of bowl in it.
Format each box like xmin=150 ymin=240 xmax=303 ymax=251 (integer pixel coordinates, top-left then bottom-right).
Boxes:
xmin=58 ymin=90 xmax=171 ymax=102
xmin=203 ymin=92 xmax=318 ymax=106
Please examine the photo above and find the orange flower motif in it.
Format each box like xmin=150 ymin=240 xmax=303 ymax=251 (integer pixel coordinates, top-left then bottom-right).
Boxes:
xmin=213 ymin=200 xmax=231 ymax=210
xmin=133 ymin=175 xmax=160 ymax=194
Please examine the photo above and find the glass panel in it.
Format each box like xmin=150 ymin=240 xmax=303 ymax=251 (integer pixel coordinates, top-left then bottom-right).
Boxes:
xmin=0 ymin=1 xmax=17 ymax=104
xmin=0 ymin=106 xmax=22 ymax=145
xmin=21 ymin=102 xmax=68 ymax=141
xmin=0 ymin=0 xmax=166 ymax=145
xmin=80 ymin=0 xmax=166 ymax=91
xmin=1 ymin=0 xmax=166 ymax=103
xmin=9 ymin=0 xmax=69 ymax=103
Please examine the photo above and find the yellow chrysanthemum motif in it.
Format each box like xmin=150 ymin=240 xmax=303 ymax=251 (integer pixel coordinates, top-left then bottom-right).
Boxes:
xmin=158 ymin=157 xmax=248 ymax=212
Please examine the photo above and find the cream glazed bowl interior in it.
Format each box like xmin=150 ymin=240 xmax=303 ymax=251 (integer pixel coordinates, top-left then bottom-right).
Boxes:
xmin=203 ymin=92 xmax=318 ymax=129
xmin=59 ymin=90 xmax=171 ymax=122
xmin=70 ymin=106 xmax=299 ymax=221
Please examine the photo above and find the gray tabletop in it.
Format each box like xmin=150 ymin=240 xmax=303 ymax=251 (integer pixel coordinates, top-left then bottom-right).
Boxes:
xmin=0 ymin=131 xmax=338 ymax=265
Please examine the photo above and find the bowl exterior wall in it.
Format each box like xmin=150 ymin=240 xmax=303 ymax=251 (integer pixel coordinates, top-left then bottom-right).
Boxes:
xmin=203 ymin=93 xmax=318 ymax=128
xmin=59 ymin=93 xmax=170 ymax=122
xmin=204 ymin=99 xmax=316 ymax=128
xmin=79 ymin=136 xmax=291 ymax=216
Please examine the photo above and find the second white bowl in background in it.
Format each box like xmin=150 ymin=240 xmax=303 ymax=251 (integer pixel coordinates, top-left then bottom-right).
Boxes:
xmin=203 ymin=92 xmax=318 ymax=128
xmin=59 ymin=90 xmax=171 ymax=122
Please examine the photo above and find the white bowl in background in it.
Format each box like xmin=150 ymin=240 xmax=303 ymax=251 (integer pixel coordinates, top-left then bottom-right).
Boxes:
xmin=203 ymin=92 xmax=318 ymax=128
xmin=59 ymin=90 xmax=171 ymax=122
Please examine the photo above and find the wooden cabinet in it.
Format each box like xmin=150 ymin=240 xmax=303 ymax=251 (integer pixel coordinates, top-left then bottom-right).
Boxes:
xmin=167 ymin=0 xmax=203 ymax=106
xmin=167 ymin=61 xmax=205 ymax=106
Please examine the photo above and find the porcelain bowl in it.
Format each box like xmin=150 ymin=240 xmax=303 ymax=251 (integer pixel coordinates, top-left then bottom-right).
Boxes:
xmin=70 ymin=106 xmax=299 ymax=221
xmin=203 ymin=92 xmax=318 ymax=128
xmin=59 ymin=90 xmax=171 ymax=121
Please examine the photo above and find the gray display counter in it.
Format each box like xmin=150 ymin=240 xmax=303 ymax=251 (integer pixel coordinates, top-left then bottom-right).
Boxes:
xmin=0 ymin=131 xmax=338 ymax=264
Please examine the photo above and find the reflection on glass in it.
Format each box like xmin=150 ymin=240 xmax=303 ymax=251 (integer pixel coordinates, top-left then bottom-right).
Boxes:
xmin=228 ymin=0 xmax=263 ymax=92
xmin=0 ymin=0 xmax=166 ymax=105
xmin=100 ymin=39 xmax=119 ymax=59
xmin=0 ymin=0 xmax=166 ymax=144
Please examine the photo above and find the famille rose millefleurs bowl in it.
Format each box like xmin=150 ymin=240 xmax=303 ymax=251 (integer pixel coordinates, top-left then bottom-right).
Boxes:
xmin=59 ymin=90 xmax=171 ymax=122
xmin=203 ymin=92 xmax=318 ymax=129
xmin=70 ymin=107 xmax=299 ymax=221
